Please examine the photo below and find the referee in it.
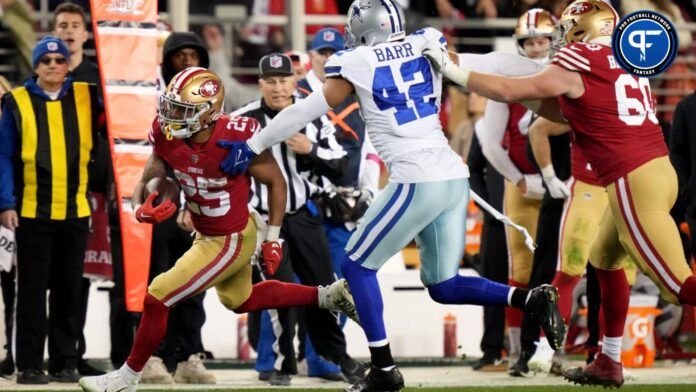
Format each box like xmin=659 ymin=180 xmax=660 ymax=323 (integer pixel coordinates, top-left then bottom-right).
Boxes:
xmin=233 ymin=53 xmax=362 ymax=385
xmin=0 ymin=37 xmax=102 ymax=384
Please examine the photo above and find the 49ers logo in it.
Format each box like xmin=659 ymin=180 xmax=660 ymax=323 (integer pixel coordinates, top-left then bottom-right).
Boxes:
xmin=565 ymin=2 xmax=593 ymax=16
xmin=197 ymin=80 xmax=220 ymax=98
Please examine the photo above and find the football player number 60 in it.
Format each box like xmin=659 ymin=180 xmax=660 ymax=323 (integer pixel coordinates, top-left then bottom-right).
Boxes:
xmin=614 ymin=74 xmax=658 ymax=126
xmin=174 ymin=170 xmax=231 ymax=217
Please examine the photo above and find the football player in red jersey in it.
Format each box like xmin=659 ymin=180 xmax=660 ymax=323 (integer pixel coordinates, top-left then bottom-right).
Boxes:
xmin=426 ymin=0 xmax=696 ymax=387
xmin=79 ymin=68 xmax=359 ymax=392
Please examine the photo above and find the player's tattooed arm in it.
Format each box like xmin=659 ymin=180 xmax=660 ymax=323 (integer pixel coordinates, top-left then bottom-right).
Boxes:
xmin=132 ymin=153 xmax=168 ymax=209
xmin=248 ymin=150 xmax=287 ymax=229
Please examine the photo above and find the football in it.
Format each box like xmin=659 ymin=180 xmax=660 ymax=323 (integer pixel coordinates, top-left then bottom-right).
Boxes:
xmin=143 ymin=177 xmax=180 ymax=208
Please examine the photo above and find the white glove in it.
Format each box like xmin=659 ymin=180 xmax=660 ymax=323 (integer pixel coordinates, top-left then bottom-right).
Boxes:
xmin=541 ymin=165 xmax=571 ymax=199
xmin=522 ymin=174 xmax=546 ymax=200
xmin=422 ymin=41 xmax=471 ymax=88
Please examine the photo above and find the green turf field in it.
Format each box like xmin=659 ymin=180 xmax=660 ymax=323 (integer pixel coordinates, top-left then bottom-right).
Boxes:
xmin=12 ymin=386 xmax=696 ymax=392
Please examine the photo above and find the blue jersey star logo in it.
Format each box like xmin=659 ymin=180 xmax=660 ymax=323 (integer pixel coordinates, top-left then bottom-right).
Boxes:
xmin=351 ymin=3 xmax=370 ymax=23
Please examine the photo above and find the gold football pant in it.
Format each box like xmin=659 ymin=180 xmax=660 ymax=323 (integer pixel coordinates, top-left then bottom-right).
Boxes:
xmin=149 ymin=217 xmax=257 ymax=309
xmin=504 ymin=180 xmax=541 ymax=285
xmin=558 ymin=178 xmax=636 ymax=284
xmin=590 ymin=157 xmax=691 ymax=304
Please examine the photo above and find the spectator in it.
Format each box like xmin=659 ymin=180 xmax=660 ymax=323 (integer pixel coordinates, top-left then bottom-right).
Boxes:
xmin=145 ymin=31 xmax=215 ymax=385
xmin=51 ymin=3 xmax=108 ymax=377
xmin=201 ymin=24 xmax=260 ymax=111
xmin=0 ymin=0 xmax=36 ymax=80
xmin=0 ymin=36 xmax=102 ymax=384
xmin=286 ymin=50 xmax=310 ymax=80
xmin=233 ymin=53 xmax=362 ymax=386
xmin=0 ymin=75 xmax=13 ymax=377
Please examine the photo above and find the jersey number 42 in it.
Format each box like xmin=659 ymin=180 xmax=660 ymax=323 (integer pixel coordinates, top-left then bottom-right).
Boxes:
xmin=372 ymin=57 xmax=438 ymax=125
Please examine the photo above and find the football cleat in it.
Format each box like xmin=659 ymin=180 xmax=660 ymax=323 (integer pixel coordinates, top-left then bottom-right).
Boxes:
xmin=562 ymin=353 xmax=624 ymax=388
xmin=79 ymin=369 xmax=138 ymax=392
xmin=524 ymin=284 xmax=566 ymax=351
xmin=345 ymin=366 xmax=404 ymax=392
xmin=173 ymin=353 xmax=216 ymax=384
xmin=508 ymin=350 xmax=533 ymax=378
xmin=319 ymin=279 xmax=360 ymax=324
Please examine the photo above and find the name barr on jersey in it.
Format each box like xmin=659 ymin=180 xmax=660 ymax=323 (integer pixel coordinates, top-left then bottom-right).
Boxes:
xmin=373 ymin=42 xmax=414 ymax=62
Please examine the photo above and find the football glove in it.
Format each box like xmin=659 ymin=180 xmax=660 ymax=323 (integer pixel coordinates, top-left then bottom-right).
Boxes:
xmin=135 ymin=192 xmax=177 ymax=224
xmin=544 ymin=176 xmax=571 ymax=199
xmin=522 ymin=174 xmax=546 ymax=200
xmin=218 ymin=140 xmax=257 ymax=175
xmin=260 ymin=240 xmax=283 ymax=276
xmin=541 ymin=165 xmax=571 ymax=199
xmin=422 ymin=41 xmax=471 ymax=87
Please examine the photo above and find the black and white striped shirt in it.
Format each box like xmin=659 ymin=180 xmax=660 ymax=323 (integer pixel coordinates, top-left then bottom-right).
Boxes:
xmin=232 ymin=98 xmax=347 ymax=214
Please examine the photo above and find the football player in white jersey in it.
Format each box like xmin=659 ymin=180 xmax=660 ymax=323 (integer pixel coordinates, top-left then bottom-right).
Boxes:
xmin=217 ymin=1 xmax=564 ymax=391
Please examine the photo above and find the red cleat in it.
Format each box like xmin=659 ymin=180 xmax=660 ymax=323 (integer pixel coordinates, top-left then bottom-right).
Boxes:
xmin=562 ymin=353 xmax=624 ymax=388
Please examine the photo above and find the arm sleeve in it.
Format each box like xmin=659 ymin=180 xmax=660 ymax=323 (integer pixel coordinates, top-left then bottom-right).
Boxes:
xmin=458 ymin=52 xmax=544 ymax=77
xmin=358 ymin=133 xmax=381 ymax=195
xmin=0 ymin=102 xmax=18 ymax=210
xmin=478 ymin=100 xmax=523 ymax=184
xmin=669 ymin=98 xmax=691 ymax=194
xmin=246 ymin=90 xmax=331 ymax=153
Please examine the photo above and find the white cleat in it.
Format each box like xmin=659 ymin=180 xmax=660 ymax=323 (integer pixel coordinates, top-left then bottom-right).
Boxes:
xmin=140 ymin=356 xmax=174 ymax=384
xmin=173 ymin=353 xmax=216 ymax=384
xmin=79 ymin=369 xmax=138 ymax=392
xmin=319 ymin=279 xmax=360 ymax=324
xmin=528 ymin=337 xmax=555 ymax=374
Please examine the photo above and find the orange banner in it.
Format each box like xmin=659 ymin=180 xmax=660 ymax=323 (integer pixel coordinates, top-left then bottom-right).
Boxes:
xmin=91 ymin=0 xmax=158 ymax=312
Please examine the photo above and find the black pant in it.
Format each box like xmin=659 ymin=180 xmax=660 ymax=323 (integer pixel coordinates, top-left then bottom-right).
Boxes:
xmin=478 ymin=218 xmax=508 ymax=358
xmin=1 ymin=269 xmax=15 ymax=359
xmin=253 ymin=207 xmax=348 ymax=373
xmin=520 ymin=195 xmax=565 ymax=354
xmin=149 ymin=216 xmax=204 ymax=371
xmin=15 ymin=217 xmax=89 ymax=372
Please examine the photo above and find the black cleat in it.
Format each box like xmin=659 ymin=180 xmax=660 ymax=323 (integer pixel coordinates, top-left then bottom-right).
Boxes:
xmin=268 ymin=370 xmax=292 ymax=386
xmin=17 ymin=368 xmax=49 ymax=384
xmin=525 ymin=285 xmax=566 ymax=350
xmin=508 ymin=350 xmax=532 ymax=378
xmin=340 ymin=357 xmax=368 ymax=384
xmin=472 ymin=353 xmax=505 ymax=371
xmin=345 ymin=366 xmax=404 ymax=392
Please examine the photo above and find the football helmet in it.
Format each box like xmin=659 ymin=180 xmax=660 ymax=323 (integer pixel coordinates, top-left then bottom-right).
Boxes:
xmin=345 ymin=0 xmax=405 ymax=48
xmin=514 ymin=8 xmax=559 ymax=62
xmin=557 ymin=0 xmax=618 ymax=48
xmin=159 ymin=67 xmax=224 ymax=139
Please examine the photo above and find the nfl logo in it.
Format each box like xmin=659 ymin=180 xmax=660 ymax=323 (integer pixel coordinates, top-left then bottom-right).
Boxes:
xmin=270 ymin=55 xmax=283 ymax=68
xmin=191 ymin=154 xmax=198 ymax=163
xmin=323 ymin=30 xmax=335 ymax=42
xmin=47 ymin=42 xmax=58 ymax=51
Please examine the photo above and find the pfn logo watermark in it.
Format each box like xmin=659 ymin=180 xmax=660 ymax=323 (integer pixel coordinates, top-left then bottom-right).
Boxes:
xmin=613 ymin=11 xmax=678 ymax=77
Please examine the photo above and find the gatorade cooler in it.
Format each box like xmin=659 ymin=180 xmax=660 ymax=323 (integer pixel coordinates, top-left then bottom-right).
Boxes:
xmin=621 ymin=295 xmax=662 ymax=368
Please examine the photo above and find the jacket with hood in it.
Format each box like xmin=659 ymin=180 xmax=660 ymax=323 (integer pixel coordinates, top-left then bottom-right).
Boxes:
xmin=160 ymin=32 xmax=210 ymax=87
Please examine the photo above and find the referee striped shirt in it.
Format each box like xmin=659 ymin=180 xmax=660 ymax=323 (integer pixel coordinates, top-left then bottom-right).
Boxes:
xmin=232 ymin=98 xmax=347 ymax=215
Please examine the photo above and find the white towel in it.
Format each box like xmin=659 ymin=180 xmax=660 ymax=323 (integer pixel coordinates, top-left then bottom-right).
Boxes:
xmin=0 ymin=226 xmax=16 ymax=272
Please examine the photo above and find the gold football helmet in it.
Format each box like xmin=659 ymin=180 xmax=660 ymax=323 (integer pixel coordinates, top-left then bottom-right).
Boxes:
xmin=514 ymin=8 xmax=559 ymax=58
xmin=159 ymin=67 xmax=224 ymax=139
xmin=558 ymin=0 xmax=618 ymax=47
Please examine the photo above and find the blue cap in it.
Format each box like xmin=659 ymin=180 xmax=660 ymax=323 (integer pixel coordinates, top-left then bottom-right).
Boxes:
xmin=311 ymin=28 xmax=345 ymax=52
xmin=33 ymin=36 xmax=71 ymax=69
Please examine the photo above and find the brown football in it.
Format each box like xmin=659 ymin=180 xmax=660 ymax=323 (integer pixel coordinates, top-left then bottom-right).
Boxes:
xmin=143 ymin=177 xmax=180 ymax=208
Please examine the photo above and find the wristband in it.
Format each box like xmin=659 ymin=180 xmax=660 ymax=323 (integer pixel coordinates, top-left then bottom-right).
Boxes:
xmin=266 ymin=225 xmax=281 ymax=242
xmin=444 ymin=63 xmax=471 ymax=88
xmin=541 ymin=165 xmax=556 ymax=180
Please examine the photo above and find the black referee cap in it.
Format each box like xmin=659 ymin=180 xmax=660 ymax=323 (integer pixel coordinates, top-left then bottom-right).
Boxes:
xmin=259 ymin=53 xmax=294 ymax=78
